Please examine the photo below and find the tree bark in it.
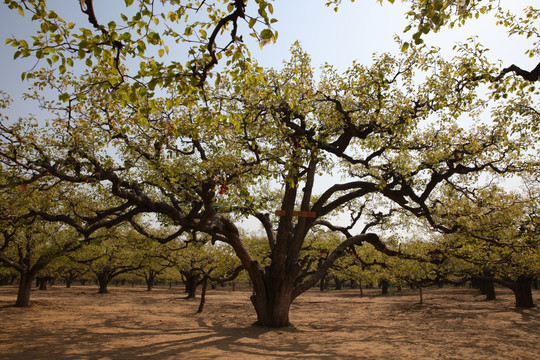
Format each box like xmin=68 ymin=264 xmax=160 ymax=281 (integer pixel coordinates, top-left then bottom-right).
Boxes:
xmin=380 ymin=279 xmax=389 ymax=295
xmin=97 ymin=274 xmax=110 ymax=294
xmin=319 ymin=276 xmax=327 ymax=291
xmin=479 ymin=278 xmax=496 ymax=301
xmin=37 ymin=277 xmax=48 ymax=291
xmin=197 ymin=276 xmax=208 ymax=313
xmin=512 ymin=276 xmax=534 ymax=308
xmin=145 ymin=271 xmax=156 ymax=291
xmin=333 ymin=276 xmax=342 ymax=290
xmin=183 ymin=272 xmax=199 ymax=299
xmin=251 ymin=289 xmax=293 ymax=328
xmin=478 ymin=269 xmax=496 ymax=301
xmin=15 ymin=272 xmax=34 ymax=307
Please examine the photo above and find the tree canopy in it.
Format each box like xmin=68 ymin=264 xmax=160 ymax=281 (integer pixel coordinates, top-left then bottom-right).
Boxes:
xmin=1 ymin=0 xmax=539 ymax=326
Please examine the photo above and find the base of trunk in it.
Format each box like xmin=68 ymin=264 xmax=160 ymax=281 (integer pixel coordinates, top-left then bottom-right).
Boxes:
xmin=513 ymin=277 xmax=534 ymax=308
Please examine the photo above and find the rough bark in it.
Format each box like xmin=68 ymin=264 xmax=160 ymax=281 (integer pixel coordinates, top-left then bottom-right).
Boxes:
xmin=251 ymin=288 xmax=293 ymax=328
xmin=145 ymin=271 xmax=156 ymax=291
xmin=512 ymin=276 xmax=534 ymax=308
xmin=97 ymin=274 xmax=110 ymax=294
xmin=479 ymin=278 xmax=496 ymax=301
xmin=197 ymin=276 xmax=208 ymax=313
xmin=15 ymin=272 xmax=34 ymax=307
xmin=380 ymin=279 xmax=390 ymax=295
xmin=37 ymin=277 xmax=48 ymax=291
xmin=183 ymin=272 xmax=199 ymax=299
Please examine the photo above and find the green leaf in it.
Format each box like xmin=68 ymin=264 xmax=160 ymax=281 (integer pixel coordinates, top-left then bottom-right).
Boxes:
xmin=401 ymin=42 xmax=410 ymax=52
xmin=260 ymin=29 xmax=273 ymax=40
xmin=249 ymin=18 xmax=257 ymax=29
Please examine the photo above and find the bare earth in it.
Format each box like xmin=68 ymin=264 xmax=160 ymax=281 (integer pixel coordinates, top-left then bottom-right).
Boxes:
xmin=0 ymin=285 xmax=538 ymax=360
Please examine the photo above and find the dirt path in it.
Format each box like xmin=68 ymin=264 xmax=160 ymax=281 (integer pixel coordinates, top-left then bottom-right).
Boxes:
xmin=0 ymin=285 xmax=538 ymax=359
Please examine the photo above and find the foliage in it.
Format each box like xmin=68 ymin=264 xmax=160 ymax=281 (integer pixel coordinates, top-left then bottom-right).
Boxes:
xmin=435 ymin=184 xmax=540 ymax=284
xmin=1 ymin=0 xmax=539 ymax=325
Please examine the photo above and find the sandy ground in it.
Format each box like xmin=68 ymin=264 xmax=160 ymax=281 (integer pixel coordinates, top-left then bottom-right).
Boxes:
xmin=0 ymin=284 xmax=539 ymax=360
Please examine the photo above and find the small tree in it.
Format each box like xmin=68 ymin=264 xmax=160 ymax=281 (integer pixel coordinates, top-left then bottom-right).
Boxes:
xmin=0 ymin=183 xmax=84 ymax=306
xmin=69 ymin=227 xmax=145 ymax=294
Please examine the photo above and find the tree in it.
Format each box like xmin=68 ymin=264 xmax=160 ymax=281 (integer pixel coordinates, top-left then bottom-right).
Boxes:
xmin=172 ymin=233 xmax=241 ymax=299
xmin=0 ymin=178 xmax=87 ymax=306
xmin=68 ymin=226 xmax=145 ymax=294
xmin=2 ymin=1 xmax=538 ymax=326
xmin=53 ymin=256 xmax=89 ymax=288
xmin=434 ymin=184 xmax=540 ymax=308
xmin=135 ymin=234 xmax=178 ymax=291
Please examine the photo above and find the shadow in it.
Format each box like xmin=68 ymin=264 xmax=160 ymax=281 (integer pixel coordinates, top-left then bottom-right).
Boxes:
xmin=1 ymin=286 xmax=539 ymax=359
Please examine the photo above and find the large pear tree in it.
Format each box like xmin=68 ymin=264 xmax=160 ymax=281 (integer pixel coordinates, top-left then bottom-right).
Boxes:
xmin=1 ymin=0 xmax=538 ymax=326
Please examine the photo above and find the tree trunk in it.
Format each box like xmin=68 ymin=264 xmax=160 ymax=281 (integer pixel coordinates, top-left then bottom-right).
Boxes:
xmin=15 ymin=272 xmax=34 ymax=307
xmin=319 ymin=275 xmax=327 ymax=291
xmin=380 ymin=279 xmax=389 ymax=295
xmin=251 ymin=290 xmax=293 ymax=327
xmin=184 ymin=272 xmax=198 ymax=299
xmin=512 ymin=276 xmax=534 ymax=308
xmin=478 ymin=270 xmax=496 ymax=301
xmin=38 ymin=277 xmax=48 ymax=291
xmin=197 ymin=276 xmax=208 ymax=313
xmin=333 ymin=277 xmax=342 ymax=290
xmin=145 ymin=271 xmax=155 ymax=291
xmin=479 ymin=279 xmax=496 ymax=301
xmin=97 ymin=274 xmax=110 ymax=294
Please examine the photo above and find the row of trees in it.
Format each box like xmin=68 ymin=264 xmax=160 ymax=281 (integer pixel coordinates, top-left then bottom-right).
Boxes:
xmin=0 ymin=197 xmax=245 ymax=306
xmin=2 ymin=178 xmax=538 ymax=310
xmin=0 ymin=0 xmax=539 ymax=327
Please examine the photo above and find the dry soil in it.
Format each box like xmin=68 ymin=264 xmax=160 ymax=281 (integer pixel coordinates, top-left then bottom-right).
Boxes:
xmin=0 ymin=285 xmax=539 ymax=359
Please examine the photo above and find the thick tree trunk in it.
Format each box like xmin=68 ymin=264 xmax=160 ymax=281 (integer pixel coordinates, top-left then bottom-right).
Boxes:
xmin=251 ymin=291 xmax=293 ymax=328
xmin=512 ymin=276 xmax=534 ymax=308
xmin=479 ymin=279 xmax=496 ymax=301
xmin=97 ymin=275 xmax=110 ymax=294
xmin=478 ymin=270 xmax=496 ymax=301
xmin=183 ymin=273 xmax=199 ymax=299
xmin=37 ymin=277 xmax=48 ymax=291
xmin=15 ymin=272 xmax=34 ymax=307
